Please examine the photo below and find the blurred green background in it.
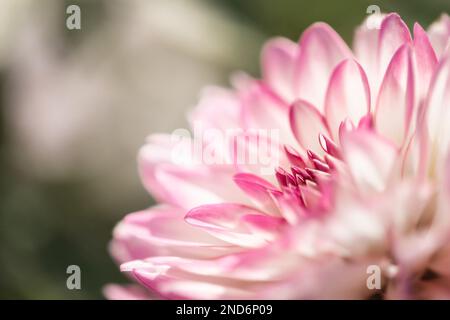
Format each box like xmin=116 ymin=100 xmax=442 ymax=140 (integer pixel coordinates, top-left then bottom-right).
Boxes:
xmin=0 ymin=0 xmax=449 ymax=299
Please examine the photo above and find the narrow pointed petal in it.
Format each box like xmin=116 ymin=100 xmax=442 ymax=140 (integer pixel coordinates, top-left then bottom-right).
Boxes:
xmin=325 ymin=59 xmax=371 ymax=139
xmin=262 ymin=37 xmax=298 ymax=102
xmin=432 ymin=151 xmax=450 ymax=236
xmin=271 ymin=191 xmax=304 ymax=224
xmin=413 ymin=23 xmax=438 ymax=99
xmin=284 ymin=145 xmax=306 ymax=167
xmin=319 ymin=134 xmax=341 ymax=158
xmin=424 ymin=54 xmax=450 ymax=176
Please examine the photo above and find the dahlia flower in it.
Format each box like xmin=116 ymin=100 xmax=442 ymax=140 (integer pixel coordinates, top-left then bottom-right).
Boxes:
xmin=106 ymin=13 xmax=450 ymax=299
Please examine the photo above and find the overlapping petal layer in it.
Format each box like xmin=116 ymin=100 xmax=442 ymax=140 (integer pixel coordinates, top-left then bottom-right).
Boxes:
xmin=109 ymin=13 xmax=450 ymax=299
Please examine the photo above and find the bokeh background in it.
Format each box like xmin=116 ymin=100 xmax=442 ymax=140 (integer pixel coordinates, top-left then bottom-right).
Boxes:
xmin=0 ymin=0 xmax=449 ymax=299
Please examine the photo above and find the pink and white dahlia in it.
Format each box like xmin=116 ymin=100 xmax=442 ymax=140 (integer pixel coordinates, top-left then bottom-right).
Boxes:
xmin=106 ymin=13 xmax=450 ymax=299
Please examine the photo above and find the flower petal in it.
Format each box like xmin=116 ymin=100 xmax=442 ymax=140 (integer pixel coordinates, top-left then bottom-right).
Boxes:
xmin=103 ymin=284 xmax=153 ymax=300
xmin=240 ymin=80 xmax=295 ymax=146
xmin=341 ymin=129 xmax=398 ymax=193
xmin=353 ymin=12 xmax=385 ymax=98
xmin=289 ymin=100 xmax=330 ymax=155
xmin=424 ymin=53 xmax=450 ymax=175
xmin=413 ymin=23 xmax=438 ymax=100
xmin=262 ymin=37 xmax=298 ymax=102
xmin=227 ymin=128 xmax=288 ymax=180
xmin=110 ymin=206 xmax=232 ymax=262
xmin=378 ymin=13 xmax=412 ymax=81
xmin=121 ymin=251 xmax=292 ymax=299
xmin=427 ymin=14 xmax=450 ymax=58
xmin=375 ymin=45 xmax=415 ymax=146
xmin=294 ymin=22 xmax=353 ymax=111
xmin=233 ymin=173 xmax=280 ymax=214
xmin=188 ymin=86 xmax=242 ymax=131
xmin=139 ymin=136 xmax=247 ymax=209
xmin=325 ymin=59 xmax=371 ymax=140
xmin=185 ymin=203 xmax=285 ymax=247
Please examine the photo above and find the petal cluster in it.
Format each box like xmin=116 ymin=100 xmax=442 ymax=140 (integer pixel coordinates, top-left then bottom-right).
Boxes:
xmin=107 ymin=13 xmax=450 ymax=299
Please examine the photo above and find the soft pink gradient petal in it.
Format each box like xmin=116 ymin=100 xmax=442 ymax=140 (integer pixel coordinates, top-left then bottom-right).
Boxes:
xmin=424 ymin=52 xmax=450 ymax=174
xmin=294 ymin=22 xmax=353 ymax=110
xmin=103 ymin=284 xmax=153 ymax=300
xmin=413 ymin=23 xmax=438 ymax=99
xmin=341 ymin=129 xmax=398 ymax=193
xmin=109 ymin=13 xmax=450 ymax=300
xmin=354 ymin=13 xmax=385 ymax=100
xmin=427 ymin=14 xmax=450 ymax=58
xmin=325 ymin=59 xmax=371 ymax=140
xmin=121 ymin=258 xmax=262 ymax=299
xmin=262 ymin=37 xmax=298 ymax=102
xmin=375 ymin=45 xmax=415 ymax=146
xmin=233 ymin=173 xmax=280 ymax=214
xmin=189 ymin=86 xmax=242 ymax=131
xmin=240 ymin=81 xmax=288 ymax=128
xmin=110 ymin=206 xmax=233 ymax=262
xmin=139 ymin=137 xmax=247 ymax=209
xmin=185 ymin=203 xmax=285 ymax=247
xmin=378 ymin=13 xmax=412 ymax=82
